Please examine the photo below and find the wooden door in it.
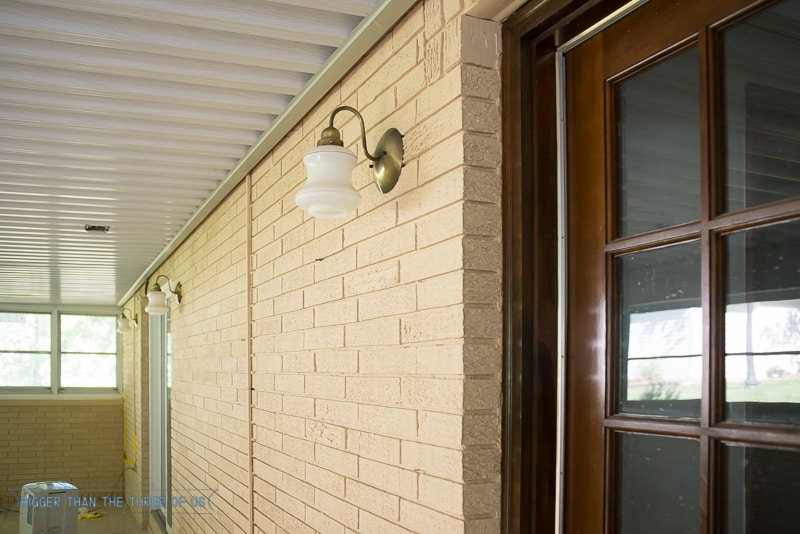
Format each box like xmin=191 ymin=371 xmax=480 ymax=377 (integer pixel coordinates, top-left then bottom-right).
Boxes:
xmin=564 ymin=0 xmax=800 ymax=531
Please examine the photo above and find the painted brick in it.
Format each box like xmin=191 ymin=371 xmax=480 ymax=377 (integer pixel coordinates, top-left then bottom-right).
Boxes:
xmin=343 ymin=261 xmax=399 ymax=296
xmin=397 ymin=170 xmax=464 ymax=225
xmin=399 ymin=236 xmax=462 ymax=284
xmin=314 ymin=299 xmax=358 ymax=327
xmin=304 ymin=325 xmax=345 ymax=350
xmin=417 ymin=270 xmax=463 ymax=309
xmin=305 ymin=374 xmax=345 ymax=399
xmin=346 ymin=478 xmax=400 ymax=521
xmin=402 ymin=377 xmax=463 ymax=411
xmin=355 ymin=224 xmax=416 ymax=268
xmin=463 ymin=446 xmax=502 ymax=481
xmin=314 ymin=488 xmax=359 ymax=528
xmin=315 ymin=443 xmax=358 ymax=478
xmin=415 ymin=202 xmax=463 ymax=248
xmin=357 ymin=284 xmax=417 ymax=321
xmin=304 ymin=277 xmax=343 ymax=307
xmin=345 ymin=317 xmax=401 ymax=347
xmin=344 ymin=202 xmax=397 ymax=249
xmin=314 ymin=350 xmax=358 ymax=374
xmin=124 ymin=2 xmax=507 ymax=532
xmin=464 ymin=378 xmax=502 ymax=411
xmin=419 ymin=474 xmax=464 ymax=515
xmin=401 ymin=441 xmax=462 ymax=481
xmin=0 ymin=400 xmax=123 ymax=509
xmin=282 ymin=395 xmax=314 ymax=418
xmin=346 ymin=376 xmax=401 ymax=403
xmin=399 ymin=500 xmax=464 ymax=534
xmin=401 ymin=306 xmax=463 ymax=343
xmin=304 ymin=507 xmax=345 ymax=534
xmin=359 ymin=346 xmax=417 ymax=375
xmin=461 ymin=16 xmax=501 ymax=69
xmin=359 ymin=404 xmax=417 ymax=438
xmin=306 ymin=464 xmax=345 ymax=497
xmin=346 ymin=429 xmax=401 ymax=465
xmin=314 ymin=247 xmax=357 ymax=283
xmin=418 ymin=410 xmax=462 ymax=446
xmin=315 ymin=399 xmax=358 ymax=427
xmin=302 ymin=228 xmax=343 ymax=264
xmin=359 ymin=458 xmax=417 ymax=500
xmin=305 ymin=420 xmax=345 ymax=448
xmin=359 ymin=510 xmax=415 ymax=534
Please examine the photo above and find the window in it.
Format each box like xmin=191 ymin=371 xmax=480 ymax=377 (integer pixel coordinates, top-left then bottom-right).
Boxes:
xmin=0 ymin=311 xmax=118 ymax=391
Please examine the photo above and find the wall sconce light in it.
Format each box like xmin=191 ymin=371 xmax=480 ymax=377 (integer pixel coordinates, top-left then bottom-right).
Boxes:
xmin=295 ymin=105 xmax=404 ymax=219
xmin=145 ymin=275 xmax=182 ymax=315
xmin=117 ymin=309 xmax=138 ymax=333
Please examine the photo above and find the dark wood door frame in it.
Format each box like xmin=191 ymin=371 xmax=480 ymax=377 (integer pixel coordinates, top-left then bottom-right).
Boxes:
xmin=501 ymin=1 xmax=631 ymax=532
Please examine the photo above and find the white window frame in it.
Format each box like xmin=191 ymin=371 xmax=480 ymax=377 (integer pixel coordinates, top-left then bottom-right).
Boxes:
xmin=0 ymin=305 xmax=121 ymax=395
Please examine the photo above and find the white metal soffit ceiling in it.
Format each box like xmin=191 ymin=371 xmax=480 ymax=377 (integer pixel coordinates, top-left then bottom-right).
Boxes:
xmin=0 ymin=0 xmax=417 ymax=308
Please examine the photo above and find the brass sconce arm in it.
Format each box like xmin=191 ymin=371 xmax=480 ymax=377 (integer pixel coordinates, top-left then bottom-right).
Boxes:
xmin=316 ymin=105 xmax=404 ymax=194
xmin=151 ymin=274 xmax=182 ymax=304
xmin=318 ymin=106 xmax=378 ymax=161
xmin=117 ymin=308 xmax=138 ymax=333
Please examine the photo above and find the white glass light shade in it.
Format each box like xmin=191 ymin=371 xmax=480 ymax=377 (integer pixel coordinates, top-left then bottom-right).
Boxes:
xmin=117 ymin=316 xmax=133 ymax=333
xmin=295 ymin=145 xmax=360 ymax=219
xmin=145 ymin=288 xmax=169 ymax=315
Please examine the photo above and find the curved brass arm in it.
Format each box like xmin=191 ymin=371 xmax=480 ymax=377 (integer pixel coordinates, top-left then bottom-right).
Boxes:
xmin=318 ymin=106 xmax=379 ymax=162
xmin=151 ymin=274 xmax=182 ymax=303
xmin=314 ymin=105 xmax=404 ymax=194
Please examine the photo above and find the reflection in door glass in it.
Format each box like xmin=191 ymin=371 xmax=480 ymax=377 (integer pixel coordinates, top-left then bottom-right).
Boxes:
xmin=618 ymin=433 xmax=699 ymax=533
xmin=617 ymin=242 xmax=702 ymax=418
xmin=724 ymin=444 xmax=800 ymax=533
xmin=725 ymin=220 xmax=800 ymax=425
xmin=616 ymin=45 xmax=700 ymax=236
xmin=723 ymin=0 xmax=800 ymax=212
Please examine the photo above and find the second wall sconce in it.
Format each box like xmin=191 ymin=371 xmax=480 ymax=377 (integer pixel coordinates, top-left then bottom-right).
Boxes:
xmin=117 ymin=309 xmax=138 ymax=333
xmin=145 ymin=275 xmax=182 ymax=315
xmin=295 ymin=105 xmax=404 ymax=219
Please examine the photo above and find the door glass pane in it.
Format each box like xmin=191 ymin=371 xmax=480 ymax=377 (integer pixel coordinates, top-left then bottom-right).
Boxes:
xmin=722 ymin=0 xmax=800 ymax=212
xmin=618 ymin=242 xmax=702 ymax=418
xmin=724 ymin=444 xmax=800 ymax=533
xmin=725 ymin=219 xmax=800 ymax=425
xmin=616 ymin=45 xmax=700 ymax=236
xmin=618 ymin=433 xmax=700 ymax=533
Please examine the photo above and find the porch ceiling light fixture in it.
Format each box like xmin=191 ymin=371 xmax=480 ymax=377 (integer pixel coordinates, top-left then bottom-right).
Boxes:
xmin=295 ymin=105 xmax=404 ymax=219
xmin=117 ymin=309 xmax=138 ymax=333
xmin=145 ymin=275 xmax=182 ymax=315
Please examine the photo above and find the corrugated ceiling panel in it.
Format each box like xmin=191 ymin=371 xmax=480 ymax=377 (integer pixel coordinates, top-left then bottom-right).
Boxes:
xmin=0 ymin=0 xmax=390 ymax=306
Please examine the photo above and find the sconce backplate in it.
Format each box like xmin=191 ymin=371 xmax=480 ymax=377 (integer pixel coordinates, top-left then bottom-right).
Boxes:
xmin=373 ymin=128 xmax=404 ymax=194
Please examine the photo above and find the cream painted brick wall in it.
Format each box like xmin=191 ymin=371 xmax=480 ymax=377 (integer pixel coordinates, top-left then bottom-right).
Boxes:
xmin=121 ymin=294 xmax=150 ymax=529
xmin=0 ymin=399 xmax=123 ymax=507
xmin=132 ymin=0 xmax=503 ymax=532
xmin=159 ymin=185 xmax=251 ymax=533
xmin=247 ymin=1 xmax=503 ymax=531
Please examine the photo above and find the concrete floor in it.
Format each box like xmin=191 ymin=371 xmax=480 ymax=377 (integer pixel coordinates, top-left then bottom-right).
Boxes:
xmin=0 ymin=507 xmax=145 ymax=533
